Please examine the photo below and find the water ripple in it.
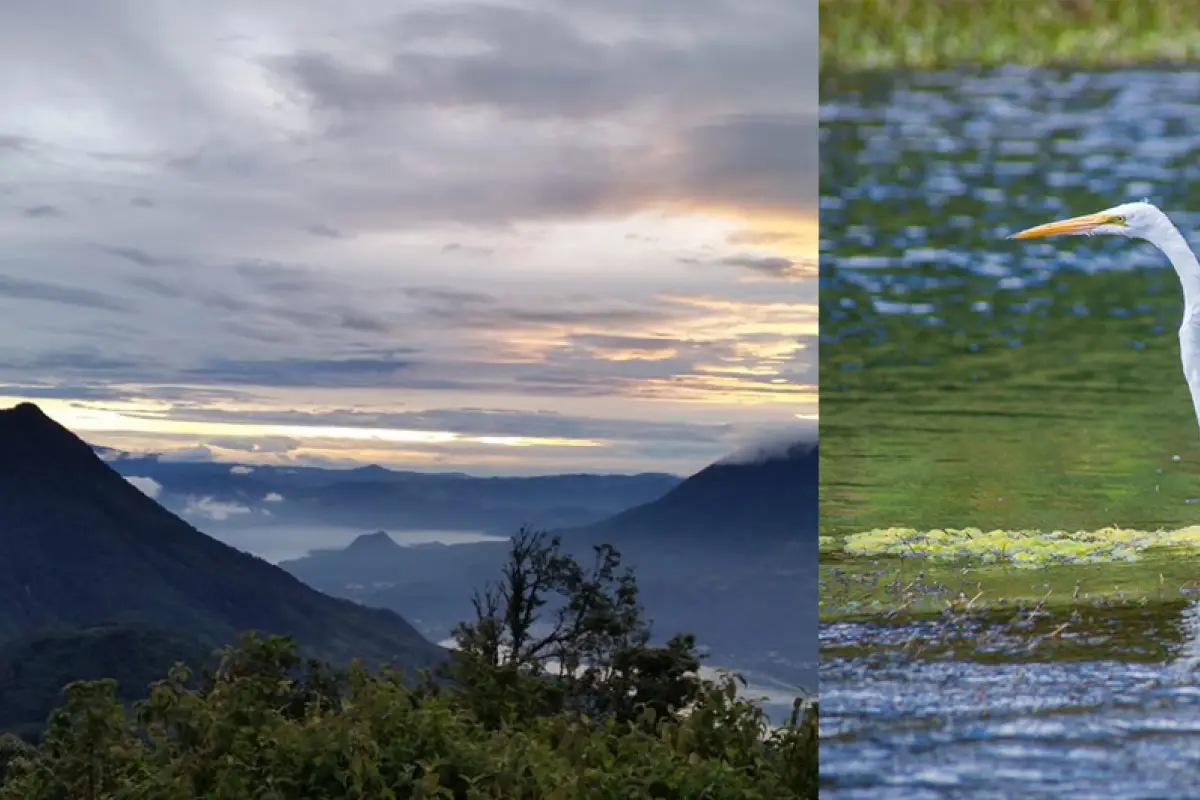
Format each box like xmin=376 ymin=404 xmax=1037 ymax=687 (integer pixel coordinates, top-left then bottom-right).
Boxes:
xmin=822 ymin=65 xmax=1200 ymax=798
xmin=822 ymin=638 xmax=1200 ymax=798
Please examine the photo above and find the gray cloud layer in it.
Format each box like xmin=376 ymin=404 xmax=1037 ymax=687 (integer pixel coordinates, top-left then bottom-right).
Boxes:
xmin=0 ymin=0 xmax=817 ymax=472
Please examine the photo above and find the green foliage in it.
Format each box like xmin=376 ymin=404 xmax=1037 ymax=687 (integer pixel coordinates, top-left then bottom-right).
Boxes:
xmin=0 ymin=533 xmax=817 ymax=797
xmin=0 ymin=734 xmax=33 ymax=785
xmin=821 ymin=0 xmax=1200 ymax=71
xmin=448 ymin=530 xmax=705 ymax=730
xmin=0 ymin=623 xmax=216 ymax=738
xmin=0 ymin=633 xmax=817 ymax=798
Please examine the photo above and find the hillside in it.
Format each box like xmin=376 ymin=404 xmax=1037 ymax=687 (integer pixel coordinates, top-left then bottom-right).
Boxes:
xmin=576 ymin=439 xmax=819 ymax=550
xmin=0 ymin=623 xmax=216 ymax=737
xmin=0 ymin=403 xmax=444 ymax=670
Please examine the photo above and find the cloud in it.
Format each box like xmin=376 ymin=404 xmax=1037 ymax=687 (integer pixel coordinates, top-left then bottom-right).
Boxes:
xmin=0 ymin=134 xmax=34 ymax=152
xmin=0 ymin=349 xmax=146 ymax=375
xmin=108 ymin=404 xmax=734 ymax=445
xmin=124 ymin=475 xmax=163 ymax=499
xmin=727 ymin=229 xmax=804 ymax=247
xmin=283 ymin=1 xmax=813 ymax=115
xmin=403 ymin=287 xmax=495 ymax=306
xmin=0 ymin=383 xmax=132 ymax=401
xmin=712 ymin=255 xmax=818 ymax=280
xmin=0 ymin=284 xmax=815 ymax=401
xmin=208 ymin=436 xmax=301 ymax=454
xmin=124 ymin=275 xmax=187 ymax=298
xmin=0 ymin=0 xmax=817 ymax=474
xmin=182 ymin=496 xmax=252 ymax=522
xmin=101 ymin=246 xmax=172 ymax=268
xmin=266 ymin=1 xmax=815 ymax=224
xmin=303 ymin=223 xmax=346 ymax=239
xmin=157 ymin=446 xmax=215 ymax=463
xmin=442 ymin=242 xmax=493 ymax=256
xmin=94 ymin=445 xmax=125 ymax=462
xmin=0 ymin=275 xmax=134 ymax=312
xmin=717 ymin=419 xmax=818 ymax=465
xmin=182 ymin=354 xmax=419 ymax=388
xmin=263 ymin=492 xmax=284 ymax=502
xmin=229 ymin=464 xmax=254 ymax=475
xmin=674 ymin=114 xmax=817 ymax=215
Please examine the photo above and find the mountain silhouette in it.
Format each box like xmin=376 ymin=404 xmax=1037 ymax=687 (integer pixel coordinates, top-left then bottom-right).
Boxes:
xmin=575 ymin=438 xmax=818 ymax=549
xmin=0 ymin=402 xmax=444 ymax=669
xmin=344 ymin=530 xmax=402 ymax=554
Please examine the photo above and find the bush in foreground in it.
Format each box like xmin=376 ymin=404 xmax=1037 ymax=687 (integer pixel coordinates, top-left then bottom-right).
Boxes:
xmin=0 ymin=532 xmax=817 ymax=797
xmin=0 ymin=634 xmax=816 ymax=798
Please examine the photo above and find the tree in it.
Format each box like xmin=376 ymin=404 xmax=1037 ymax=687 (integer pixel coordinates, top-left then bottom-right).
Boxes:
xmin=449 ymin=529 xmax=705 ymax=728
xmin=0 ymin=735 xmax=32 ymax=786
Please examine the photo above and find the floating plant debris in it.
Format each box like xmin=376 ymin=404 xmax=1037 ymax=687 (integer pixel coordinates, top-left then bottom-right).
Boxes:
xmin=834 ymin=525 xmax=1200 ymax=568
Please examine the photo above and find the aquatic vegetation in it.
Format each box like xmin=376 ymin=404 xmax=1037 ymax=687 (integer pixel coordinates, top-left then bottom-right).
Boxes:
xmin=836 ymin=525 xmax=1200 ymax=568
xmin=820 ymin=0 xmax=1200 ymax=71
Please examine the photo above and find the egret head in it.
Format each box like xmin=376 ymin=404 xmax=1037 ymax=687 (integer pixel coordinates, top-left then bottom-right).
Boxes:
xmin=1009 ymin=201 xmax=1167 ymax=242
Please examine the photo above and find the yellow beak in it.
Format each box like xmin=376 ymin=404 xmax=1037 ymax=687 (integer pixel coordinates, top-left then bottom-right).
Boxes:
xmin=1008 ymin=212 xmax=1113 ymax=239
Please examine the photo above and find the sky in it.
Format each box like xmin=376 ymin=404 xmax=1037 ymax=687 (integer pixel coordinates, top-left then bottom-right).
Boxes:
xmin=0 ymin=0 xmax=817 ymax=476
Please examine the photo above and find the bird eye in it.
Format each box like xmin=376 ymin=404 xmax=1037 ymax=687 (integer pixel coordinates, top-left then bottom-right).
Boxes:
xmin=1112 ymin=215 xmax=1127 ymax=224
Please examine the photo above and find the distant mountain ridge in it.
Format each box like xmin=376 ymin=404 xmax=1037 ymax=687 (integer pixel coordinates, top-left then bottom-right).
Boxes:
xmin=0 ymin=402 xmax=444 ymax=670
xmin=94 ymin=447 xmax=682 ymax=535
xmin=575 ymin=438 xmax=818 ymax=549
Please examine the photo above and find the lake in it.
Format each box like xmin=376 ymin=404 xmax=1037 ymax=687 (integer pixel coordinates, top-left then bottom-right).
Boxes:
xmin=203 ymin=523 xmax=506 ymax=563
xmin=821 ymin=65 xmax=1200 ymax=797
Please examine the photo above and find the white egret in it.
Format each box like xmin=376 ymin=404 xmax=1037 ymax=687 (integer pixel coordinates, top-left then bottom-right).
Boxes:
xmin=1010 ymin=201 xmax=1200 ymax=433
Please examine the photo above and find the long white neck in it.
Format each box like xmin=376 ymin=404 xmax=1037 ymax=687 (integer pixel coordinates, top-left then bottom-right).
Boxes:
xmin=1146 ymin=212 xmax=1200 ymax=317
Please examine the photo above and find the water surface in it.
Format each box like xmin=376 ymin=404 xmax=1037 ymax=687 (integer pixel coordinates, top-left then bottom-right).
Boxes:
xmin=822 ymin=602 xmax=1200 ymax=799
xmin=821 ymin=66 xmax=1200 ymax=536
xmin=821 ymin=65 xmax=1200 ymax=797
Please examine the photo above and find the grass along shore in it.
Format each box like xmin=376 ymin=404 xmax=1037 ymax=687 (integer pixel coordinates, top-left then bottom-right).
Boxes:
xmin=820 ymin=0 xmax=1200 ymax=72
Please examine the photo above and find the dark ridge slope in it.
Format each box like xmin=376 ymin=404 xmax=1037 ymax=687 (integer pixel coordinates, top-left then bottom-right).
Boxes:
xmin=0 ymin=403 xmax=444 ymax=669
xmin=575 ymin=440 xmax=818 ymax=548
xmin=0 ymin=623 xmax=216 ymax=737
